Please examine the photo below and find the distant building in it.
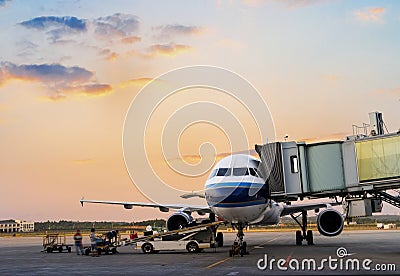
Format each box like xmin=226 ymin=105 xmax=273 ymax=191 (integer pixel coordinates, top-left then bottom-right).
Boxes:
xmin=0 ymin=219 xmax=34 ymax=233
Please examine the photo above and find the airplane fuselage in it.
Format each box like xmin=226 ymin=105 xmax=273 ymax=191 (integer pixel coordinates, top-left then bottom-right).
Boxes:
xmin=204 ymin=154 xmax=282 ymax=225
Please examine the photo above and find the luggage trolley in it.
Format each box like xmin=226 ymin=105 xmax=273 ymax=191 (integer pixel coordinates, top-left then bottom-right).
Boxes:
xmin=43 ymin=233 xmax=72 ymax=253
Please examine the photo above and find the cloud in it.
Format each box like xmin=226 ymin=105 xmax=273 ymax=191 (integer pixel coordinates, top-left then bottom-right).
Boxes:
xmin=98 ymin=48 xmax=119 ymax=61
xmin=18 ymin=13 xmax=140 ymax=44
xmin=16 ymin=40 xmax=39 ymax=58
xmin=19 ymin=16 xmax=87 ymax=42
xmin=279 ymin=0 xmax=331 ymax=8
xmin=0 ymin=0 xmax=11 ymax=7
xmin=79 ymin=84 xmax=113 ymax=95
xmin=241 ymin=0 xmax=331 ymax=8
xmin=120 ymin=36 xmax=141 ymax=44
xmin=119 ymin=77 xmax=153 ymax=88
xmin=93 ymin=13 xmax=140 ymax=40
xmin=154 ymin=24 xmax=202 ymax=39
xmin=43 ymin=83 xmax=113 ymax=100
xmin=20 ymin=16 xmax=86 ymax=31
xmin=0 ymin=62 xmax=92 ymax=84
xmin=355 ymin=7 xmax=385 ymax=23
xmin=17 ymin=13 xmax=199 ymax=61
xmin=0 ymin=62 xmax=112 ymax=99
xmin=147 ymin=43 xmax=192 ymax=57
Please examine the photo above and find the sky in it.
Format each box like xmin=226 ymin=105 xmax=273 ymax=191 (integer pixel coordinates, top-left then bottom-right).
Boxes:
xmin=0 ymin=0 xmax=399 ymax=222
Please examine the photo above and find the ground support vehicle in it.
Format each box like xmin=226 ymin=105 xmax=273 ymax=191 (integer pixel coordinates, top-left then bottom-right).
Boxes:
xmin=42 ymin=233 xmax=72 ymax=253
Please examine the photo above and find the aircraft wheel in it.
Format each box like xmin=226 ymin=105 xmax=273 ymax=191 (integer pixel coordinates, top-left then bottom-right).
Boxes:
xmin=46 ymin=247 xmax=52 ymax=253
xmin=240 ymin=242 xmax=247 ymax=257
xmin=142 ymin=243 xmax=154 ymax=254
xmin=306 ymin=230 xmax=314 ymax=245
xmin=295 ymin=230 xmax=302 ymax=246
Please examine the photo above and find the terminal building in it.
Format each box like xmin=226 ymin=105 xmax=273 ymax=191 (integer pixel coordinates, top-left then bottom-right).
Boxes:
xmin=0 ymin=219 xmax=35 ymax=233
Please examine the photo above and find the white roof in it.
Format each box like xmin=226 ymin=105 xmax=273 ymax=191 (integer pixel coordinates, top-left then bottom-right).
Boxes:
xmin=215 ymin=154 xmax=259 ymax=168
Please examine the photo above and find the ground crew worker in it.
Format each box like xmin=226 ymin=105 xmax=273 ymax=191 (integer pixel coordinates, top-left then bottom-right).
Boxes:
xmin=73 ymin=229 xmax=84 ymax=255
xmin=130 ymin=230 xmax=138 ymax=239
xmin=90 ymin=228 xmax=99 ymax=256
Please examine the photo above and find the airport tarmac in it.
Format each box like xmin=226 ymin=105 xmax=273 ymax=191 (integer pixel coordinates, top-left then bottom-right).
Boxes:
xmin=0 ymin=230 xmax=399 ymax=275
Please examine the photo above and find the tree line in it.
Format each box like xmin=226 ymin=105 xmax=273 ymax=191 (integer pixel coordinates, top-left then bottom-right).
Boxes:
xmin=34 ymin=219 xmax=166 ymax=231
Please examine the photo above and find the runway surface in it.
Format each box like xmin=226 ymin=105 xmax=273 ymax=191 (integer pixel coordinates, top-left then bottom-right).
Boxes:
xmin=0 ymin=230 xmax=399 ymax=275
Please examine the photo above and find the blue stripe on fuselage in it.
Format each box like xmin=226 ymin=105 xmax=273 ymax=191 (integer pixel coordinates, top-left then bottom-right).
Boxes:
xmin=205 ymin=182 xmax=268 ymax=208
xmin=205 ymin=181 xmax=264 ymax=189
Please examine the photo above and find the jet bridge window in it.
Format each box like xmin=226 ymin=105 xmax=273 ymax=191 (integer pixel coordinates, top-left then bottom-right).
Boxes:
xmin=233 ymin=168 xmax=250 ymax=176
xmin=290 ymin=155 xmax=299 ymax=173
xmin=216 ymin=168 xmax=231 ymax=176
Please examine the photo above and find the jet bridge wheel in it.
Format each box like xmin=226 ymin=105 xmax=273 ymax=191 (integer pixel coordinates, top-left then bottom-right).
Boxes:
xmin=141 ymin=243 xmax=154 ymax=254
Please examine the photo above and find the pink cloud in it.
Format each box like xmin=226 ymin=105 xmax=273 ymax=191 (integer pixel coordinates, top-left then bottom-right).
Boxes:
xmin=147 ymin=43 xmax=192 ymax=57
xmin=120 ymin=35 xmax=141 ymax=44
xmin=118 ymin=77 xmax=153 ymax=88
xmin=0 ymin=62 xmax=113 ymax=100
xmin=355 ymin=7 xmax=385 ymax=23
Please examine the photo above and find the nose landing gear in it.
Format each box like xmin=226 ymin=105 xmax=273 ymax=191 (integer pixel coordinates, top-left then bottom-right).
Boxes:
xmin=229 ymin=224 xmax=248 ymax=257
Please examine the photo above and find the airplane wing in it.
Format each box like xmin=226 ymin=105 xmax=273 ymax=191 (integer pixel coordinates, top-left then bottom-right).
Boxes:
xmin=80 ymin=198 xmax=211 ymax=214
xmin=280 ymin=202 xmax=338 ymax=217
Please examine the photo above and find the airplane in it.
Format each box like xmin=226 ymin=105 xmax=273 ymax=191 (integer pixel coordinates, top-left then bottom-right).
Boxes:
xmin=81 ymin=153 xmax=344 ymax=255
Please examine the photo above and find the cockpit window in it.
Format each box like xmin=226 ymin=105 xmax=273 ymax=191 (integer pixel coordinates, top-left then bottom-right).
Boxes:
xmin=208 ymin=169 xmax=218 ymax=179
xmin=216 ymin=168 xmax=231 ymax=176
xmin=233 ymin=168 xmax=250 ymax=176
xmin=249 ymin=168 xmax=260 ymax=177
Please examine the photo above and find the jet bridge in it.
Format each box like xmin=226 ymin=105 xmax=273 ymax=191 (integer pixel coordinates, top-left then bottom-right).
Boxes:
xmin=255 ymin=130 xmax=400 ymax=204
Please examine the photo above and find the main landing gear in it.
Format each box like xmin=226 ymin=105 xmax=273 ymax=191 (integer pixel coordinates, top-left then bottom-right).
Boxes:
xmin=229 ymin=224 xmax=248 ymax=257
xmin=290 ymin=210 xmax=314 ymax=246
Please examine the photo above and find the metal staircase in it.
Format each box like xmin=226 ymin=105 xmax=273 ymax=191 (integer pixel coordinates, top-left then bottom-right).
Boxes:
xmin=375 ymin=191 xmax=400 ymax=209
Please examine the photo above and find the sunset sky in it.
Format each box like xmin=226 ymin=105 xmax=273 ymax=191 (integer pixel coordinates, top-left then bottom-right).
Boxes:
xmin=0 ymin=0 xmax=399 ymax=222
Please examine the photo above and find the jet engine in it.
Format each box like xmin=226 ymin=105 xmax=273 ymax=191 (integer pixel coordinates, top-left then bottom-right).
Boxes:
xmin=166 ymin=212 xmax=194 ymax=231
xmin=317 ymin=209 xmax=344 ymax=237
